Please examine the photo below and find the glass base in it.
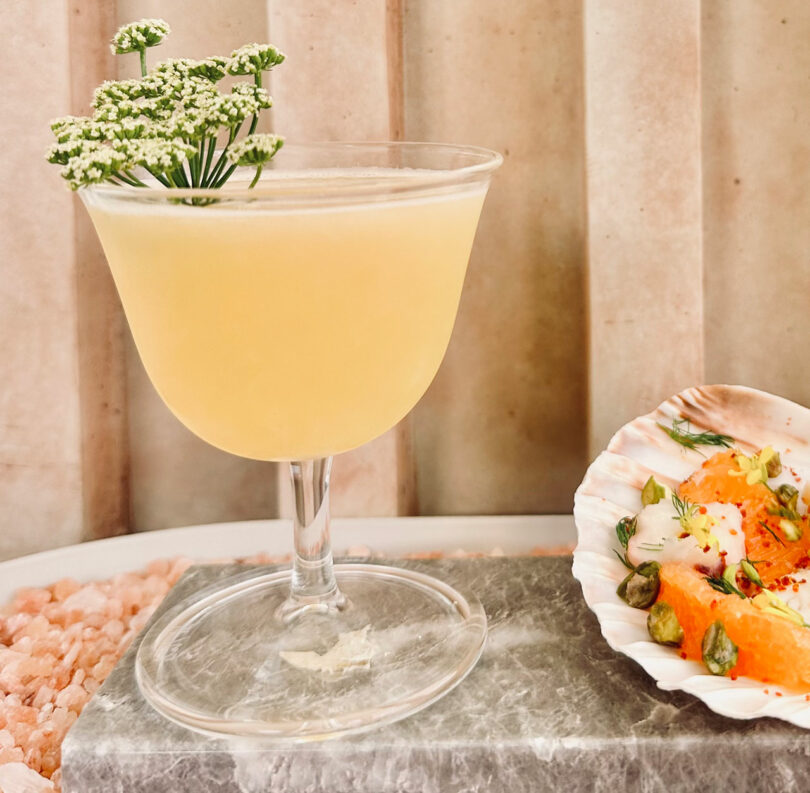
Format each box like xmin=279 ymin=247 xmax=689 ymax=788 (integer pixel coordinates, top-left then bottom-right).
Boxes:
xmin=135 ymin=563 xmax=487 ymax=740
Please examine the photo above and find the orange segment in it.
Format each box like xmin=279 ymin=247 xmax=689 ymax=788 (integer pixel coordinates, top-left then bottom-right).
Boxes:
xmin=678 ymin=450 xmax=810 ymax=585
xmin=658 ymin=562 xmax=810 ymax=691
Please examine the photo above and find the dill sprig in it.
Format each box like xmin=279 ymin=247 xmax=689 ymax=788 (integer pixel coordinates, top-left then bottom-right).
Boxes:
xmin=705 ymin=575 xmax=746 ymax=599
xmin=671 ymin=491 xmax=695 ymax=523
xmin=657 ymin=418 xmax=734 ymax=453
xmin=758 ymin=519 xmax=785 ymax=546
xmin=614 ymin=516 xmax=637 ymax=569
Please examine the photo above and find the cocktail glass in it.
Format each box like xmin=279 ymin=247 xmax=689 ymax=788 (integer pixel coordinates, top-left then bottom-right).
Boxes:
xmin=81 ymin=142 xmax=502 ymax=739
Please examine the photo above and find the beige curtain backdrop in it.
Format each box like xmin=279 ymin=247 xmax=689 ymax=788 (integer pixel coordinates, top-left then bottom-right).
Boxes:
xmin=2 ymin=0 xmax=809 ymax=559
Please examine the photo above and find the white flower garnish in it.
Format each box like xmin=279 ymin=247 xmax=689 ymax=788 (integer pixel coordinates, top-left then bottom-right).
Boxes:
xmin=111 ymin=19 xmax=170 ymax=55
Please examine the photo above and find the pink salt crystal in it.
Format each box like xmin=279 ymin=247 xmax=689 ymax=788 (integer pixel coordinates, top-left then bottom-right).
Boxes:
xmin=146 ymin=558 xmax=171 ymax=577
xmin=50 ymin=708 xmax=76 ymax=733
xmin=61 ymin=586 xmax=107 ymax=616
xmin=101 ymin=619 xmax=124 ymax=642
xmin=24 ymin=743 xmax=43 ymax=773
xmin=104 ymin=598 xmax=123 ymax=621
xmin=82 ymin=677 xmax=99 ymax=696
xmin=15 ymin=615 xmax=49 ymax=641
xmin=60 ymin=642 xmax=80 ymax=668
xmin=54 ymin=684 xmax=88 ymax=713
xmin=13 ymin=589 xmax=52 ymax=615
xmin=91 ymin=655 xmax=116 ymax=682
xmin=51 ymin=579 xmax=80 ymax=603
xmin=0 ymin=761 xmax=55 ymax=791
xmin=0 ymin=727 xmax=13 ymax=747
xmin=3 ymin=614 xmax=30 ymax=638
xmin=41 ymin=604 xmax=66 ymax=627
xmin=70 ymin=669 xmax=85 ymax=687
xmin=0 ymin=746 xmax=25 ymax=764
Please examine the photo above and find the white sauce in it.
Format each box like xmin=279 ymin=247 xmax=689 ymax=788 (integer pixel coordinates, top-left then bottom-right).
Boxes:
xmin=628 ymin=499 xmax=745 ymax=573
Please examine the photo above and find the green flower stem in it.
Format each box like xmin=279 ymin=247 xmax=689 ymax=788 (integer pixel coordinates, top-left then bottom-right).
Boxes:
xmin=172 ymin=165 xmax=190 ymax=188
xmin=212 ymin=163 xmax=237 ymax=189
xmin=247 ymin=72 xmax=262 ymax=136
xmin=139 ymin=49 xmax=147 ymax=78
xmin=195 ymin=138 xmax=206 ymax=186
xmin=123 ymin=171 xmax=147 ymax=187
xmin=204 ymin=124 xmax=242 ymax=187
xmin=113 ymin=171 xmax=141 ymax=187
xmin=146 ymin=168 xmax=172 ymax=188
xmin=202 ymin=136 xmax=217 ymax=184
xmin=248 ymin=164 xmax=263 ymax=189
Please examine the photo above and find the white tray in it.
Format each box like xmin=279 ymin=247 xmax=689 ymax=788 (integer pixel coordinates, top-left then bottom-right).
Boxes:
xmin=0 ymin=514 xmax=574 ymax=603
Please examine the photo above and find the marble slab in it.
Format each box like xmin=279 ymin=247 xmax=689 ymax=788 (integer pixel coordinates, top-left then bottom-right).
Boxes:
xmin=62 ymin=558 xmax=810 ymax=792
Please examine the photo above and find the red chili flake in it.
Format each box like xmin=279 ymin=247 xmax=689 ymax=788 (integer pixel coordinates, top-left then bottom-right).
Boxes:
xmin=730 ymin=673 xmax=738 ymax=681
xmin=805 ymin=694 xmax=810 ymax=702
xmin=703 ymin=546 xmax=711 ymax=553
xmin=776 ymin=692 xmax=783 ymax=697
xmin=719 ymin=550 xmax=728 ymax=558
xmin=729 ymin=529 xmax=738 ymax=536
xmin=764 ymin=689 xmax=770 ymax=694
xmin=710 ymin=600 xmax=718 ymax=610
xmin=740 ymin=509 xmax=747 ymax=518
xmin=680 ymin=652 xmax=687 ymax=659
xmin=765 ymin=561 xmax=773 ymax=567
xmin=678 ymin=532 xmax=690 ymax=539
xmin=782 ymin=576 xmax=792 ymax=586
xmin=734 ymin=502 xmax=743 ymax=508
xmin=763 ymin=542 xmax=771 ymax=549
xmin=793 ymin=584 xmax=800 ymax=593
xmin=699 ymin=506 xmax=707 ymax=515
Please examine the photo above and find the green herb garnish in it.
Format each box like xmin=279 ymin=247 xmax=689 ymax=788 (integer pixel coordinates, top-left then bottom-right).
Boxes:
xmin=47 ymin=19 xmax=285 ymax=198
xmin=657 ymin=418 xmax=733 ymax=453
xmin=615 ymin=516 xmax=637 ymax=550
xmin=740 ymin=558 xmax=763 ymax=587
xmin=638 ymin=542 xmax=664 ymax=552
xmin=705 ymin=573 xmax=746 ymax=599
xmin=758 ymin=519 xmax=785 ymax=546
xmin=614 ymin=515 xmax=637 ymax=569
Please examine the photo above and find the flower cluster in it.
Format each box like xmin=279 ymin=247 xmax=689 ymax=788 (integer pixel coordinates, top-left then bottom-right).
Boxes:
xmin=47 ymin=19 xmax=285 ymax=195
xmin=226 ymin=134 xmax=284 ymax=167
xmin=110 ymin=19 xmax=170 ymax=55
xmin=227 ymin=44 xmax=285 ymax=78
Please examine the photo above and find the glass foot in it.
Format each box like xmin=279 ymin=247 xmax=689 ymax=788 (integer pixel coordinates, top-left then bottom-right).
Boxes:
xmin=135 ymin=563 xmax=487 ymax=740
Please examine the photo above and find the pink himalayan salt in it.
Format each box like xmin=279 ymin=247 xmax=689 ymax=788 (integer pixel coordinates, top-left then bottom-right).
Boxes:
xmin=0 ymin=761 xmax=54 ymax=791
xmin=0 ymin=553 xmax=289 ymax=791
xmin=51 ymin=579 xmax=80 ymax=603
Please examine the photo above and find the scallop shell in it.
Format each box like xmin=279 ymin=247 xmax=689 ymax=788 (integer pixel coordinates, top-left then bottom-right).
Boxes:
xmin=572 ymin=384 xmax=810 ymax=727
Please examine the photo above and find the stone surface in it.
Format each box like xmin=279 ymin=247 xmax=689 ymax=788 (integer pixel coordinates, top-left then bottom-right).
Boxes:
xmin=63 ymin=557 xmax=810 ymax=792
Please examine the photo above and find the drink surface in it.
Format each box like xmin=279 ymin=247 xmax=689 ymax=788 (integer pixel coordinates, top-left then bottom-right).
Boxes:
xmin=87 ymin=173 xmax=486 ymax=460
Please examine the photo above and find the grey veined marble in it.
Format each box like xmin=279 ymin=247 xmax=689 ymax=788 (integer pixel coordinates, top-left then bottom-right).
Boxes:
xmin=62 ymin=558 xmax=810 ymax=792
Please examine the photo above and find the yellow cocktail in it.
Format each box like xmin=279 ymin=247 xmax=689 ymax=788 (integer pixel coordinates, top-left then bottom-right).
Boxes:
xmin=84 ymin=143 xmax=501 ymax=740
xmin=86 ymin=178 xmax=485 ymax=460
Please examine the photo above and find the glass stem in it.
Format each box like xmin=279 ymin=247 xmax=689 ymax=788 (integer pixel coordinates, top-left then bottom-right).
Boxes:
xmin=278 ymin=457 xmax=346 ymax=622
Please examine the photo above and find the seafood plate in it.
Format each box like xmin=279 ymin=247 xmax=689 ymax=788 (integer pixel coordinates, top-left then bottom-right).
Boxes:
xmin=573 ymin=384 xmax=810 ymax=726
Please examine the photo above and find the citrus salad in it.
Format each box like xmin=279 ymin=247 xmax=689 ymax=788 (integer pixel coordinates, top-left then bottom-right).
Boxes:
xmin=616 ymin=420 xmax=810 ymax=691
